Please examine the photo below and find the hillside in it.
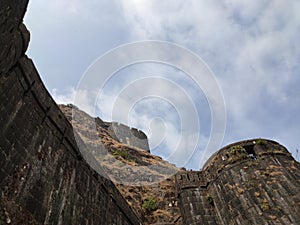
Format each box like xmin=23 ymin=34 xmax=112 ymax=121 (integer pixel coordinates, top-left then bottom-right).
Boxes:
xmin=59 ymin=104 xmax=183 ymax=224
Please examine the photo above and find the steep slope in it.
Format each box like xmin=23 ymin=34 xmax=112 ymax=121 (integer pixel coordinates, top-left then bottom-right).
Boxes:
xmin=59 ymin=104 xmax=183 ymax=225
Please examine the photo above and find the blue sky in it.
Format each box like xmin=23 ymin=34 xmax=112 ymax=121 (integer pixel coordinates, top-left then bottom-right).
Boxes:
xmin=24 ymin=0 xmax=300 ymax=169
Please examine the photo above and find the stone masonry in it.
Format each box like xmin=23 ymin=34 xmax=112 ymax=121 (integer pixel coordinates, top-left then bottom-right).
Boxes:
xmin=1 ymin=2 xmax=300 ymax=225
xmin=176 ymin=139 xmax=300 ymax=225
xmin=0 ymin=1 xmax=141 ymax=224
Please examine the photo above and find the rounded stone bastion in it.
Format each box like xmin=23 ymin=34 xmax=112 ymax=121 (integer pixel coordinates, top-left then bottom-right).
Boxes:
xmin=202 ymin=138 xmax=294 ymax=177
xmin=175 ymin=139 xmax=300 ymax=225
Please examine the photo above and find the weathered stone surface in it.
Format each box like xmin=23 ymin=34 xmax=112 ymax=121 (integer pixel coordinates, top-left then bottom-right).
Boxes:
xmin=0 ymin=0 xmax=30 ymax=75
xmin=1 ymin=1 xmax=300 ymax=225
xmin=176 ymin=139 xmax=300 ymax=225
xmin=108 ymin=122 xmax=150 ymax=152
xmin=0 ymin=1 xmax=141 ymax=224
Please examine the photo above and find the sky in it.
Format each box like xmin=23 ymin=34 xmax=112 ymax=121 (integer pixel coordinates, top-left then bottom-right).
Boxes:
xmin=24 ymin=0 xmax=300 ymax=170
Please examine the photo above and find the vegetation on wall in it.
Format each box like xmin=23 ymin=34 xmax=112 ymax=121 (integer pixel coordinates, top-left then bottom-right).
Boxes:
xmin=228 ymin=145 xmax=248 ymax=161
xmin=256 ymin=139 xmax=267 ymax=145
xmin=112 ymin=149 xmax=129 ymax=160
xmin=142 ymin=198 xmax=158 ymax=212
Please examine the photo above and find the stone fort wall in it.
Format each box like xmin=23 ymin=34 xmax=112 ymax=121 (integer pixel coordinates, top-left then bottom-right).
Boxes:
xmin=1 ymin=2 xmax=300 ymax=225
xmin=96 ymin=117 xmax=150 ymax=152
xmin=0 ymin=1 xmax=141 ymax=224
xmin=175 ymin=139 xmax=300 ymax=225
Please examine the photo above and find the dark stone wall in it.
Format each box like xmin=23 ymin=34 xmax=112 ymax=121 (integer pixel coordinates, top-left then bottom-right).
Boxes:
xmin=175 ymin=171 xmax=216 ymax=225
xmin=0 ymin=0 xmax=29 ymax=75
xmin=2 ymin=2 xmax=300 ymax=225
xmin=176 ymin=139 xmax=300 ymax=225
xmin=0 ymin=1 xmax=141 ymax=225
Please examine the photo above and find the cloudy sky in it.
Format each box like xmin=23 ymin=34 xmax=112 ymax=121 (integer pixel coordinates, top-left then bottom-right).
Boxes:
xmin=24 ymin=0 xmax=300 ymax=169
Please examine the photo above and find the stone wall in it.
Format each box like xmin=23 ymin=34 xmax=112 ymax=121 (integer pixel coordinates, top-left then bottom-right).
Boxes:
xmin=107 ymin=122 xmax=150 ymax=152
xmin=0 ymin=1 xmax=141 ymax=224
xmin=1 ymin=2 xmax=300 ymax=225
xmin=176 ymin=139 xmax=300 ymax=225
xmin=94 ymin=117 xmax=150 ymax=152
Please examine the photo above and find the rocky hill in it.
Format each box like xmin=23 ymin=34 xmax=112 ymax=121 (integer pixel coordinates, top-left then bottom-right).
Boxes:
xmin=59 ymin=104 xmax=183 ymax=224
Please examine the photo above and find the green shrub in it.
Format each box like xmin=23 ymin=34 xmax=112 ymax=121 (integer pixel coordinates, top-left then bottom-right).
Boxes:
xmin=256 ymin=139 xmax=267 ymax=145
xmin=142 ymin=198 xmax=158 ymax=212
xmin=230 ymin=145 xmax=245 ymax=154
xmin=229 ymin=146 xmax=247 ymax=159
xmin=112 ymin=149 xmax=129 ymax=160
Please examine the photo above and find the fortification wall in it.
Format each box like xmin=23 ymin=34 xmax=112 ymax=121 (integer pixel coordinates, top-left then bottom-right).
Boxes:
xmin=0 ymin=1 xmax=141 ymax=224
xmin=176 ymin=139 xmax=300 ymax=225
xmin=108 ymin=122 xmax=150 ymax=152
xmin=2 ymin=2 xmax=300 ymax=225
xmin=175 ymin=171 xmax=216 ymax=225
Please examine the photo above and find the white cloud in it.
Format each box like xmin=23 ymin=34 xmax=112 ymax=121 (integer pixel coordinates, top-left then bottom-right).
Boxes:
xmin=28 ymin=0 xmax=300 ymax=169
xmin=119 ymin=0 xmax=300 ymax=165
xmin=51 ymin=87 xmax=98 ymax=116
xmin=93 ymin=72 xmax=204 ymax=168
xmin=50 ymin=78 xmax=204 ymax=168
xmin=51 ymin=88 xmax=75 ymax=104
